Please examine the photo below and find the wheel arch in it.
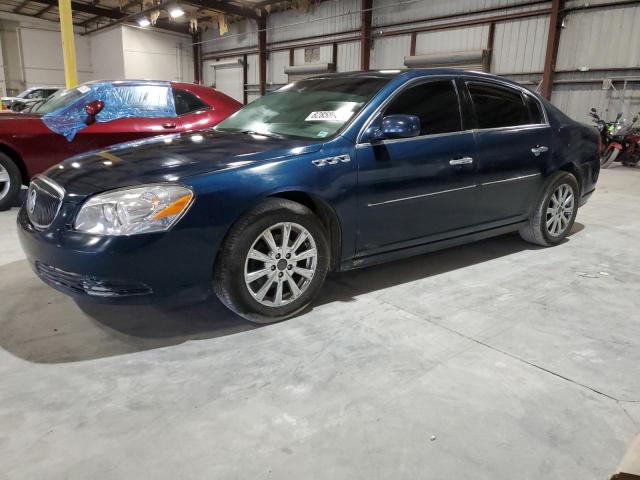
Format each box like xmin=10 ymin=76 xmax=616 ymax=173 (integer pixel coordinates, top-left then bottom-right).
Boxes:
xmin=557 ymin=162 xmax=582 ymax=196
xmin=268 ymin=190 xmax=343 ymax=272
xmin=0 ymin=143 xmax=29 ymax=186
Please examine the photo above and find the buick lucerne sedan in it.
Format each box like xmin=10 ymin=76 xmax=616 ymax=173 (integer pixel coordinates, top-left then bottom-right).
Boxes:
xmin=18 ymin=69 xmax=599 ymax=323
xmin=0 ymin=80 xmax=241 ymax=209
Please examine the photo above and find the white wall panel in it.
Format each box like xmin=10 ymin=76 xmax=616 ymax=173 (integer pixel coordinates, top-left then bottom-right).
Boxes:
xmin=372 ymin=0 xmax=525 ymax=27
xmin=337 ymin=41 xmax=360 ymax=72
xmin=19 ymin=26 xmax=92 ymax=87
xmin=551 ymin=83 xmax=640 ymax=122
xmin=268 ymin=0 xmax=359 ymax=43
xmin=269 ymin=50 xmax=289 ymax=85
xmin=370 ymin=35 xmax=411 ymax=69
xmin=415 ymin=25 xmax=489 ymax=55
xmin=90 ymin=27 xmax=124 ymax=80
xmin=556 ymin=5 xmax=640 ymax=71
xmin=491 ymin=15 xmax=548 ymax=74
xmin=201 ymin=19 xmax=257 ymax=56
xmin=122 ymin=26 xmax=193 ymax=82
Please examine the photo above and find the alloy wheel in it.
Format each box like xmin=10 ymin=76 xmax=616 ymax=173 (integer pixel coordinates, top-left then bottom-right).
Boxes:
xmin=244 ymin=222 xmax=318 ymax=307
xmin=546 ymin=183 xmax=574 ymax=237
xmin=0 ymin=164 xmax=11 ymax=201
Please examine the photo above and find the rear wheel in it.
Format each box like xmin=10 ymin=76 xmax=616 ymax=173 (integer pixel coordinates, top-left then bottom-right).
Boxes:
xmin=600 ymin=147 xmax=620 ymax=168
xmin=0 ymin=153 xmax=21 ymax=211
xmin=519 ymin=171 xmax=579 ymax=247
xmin=214 ymin=198 xmax=330 ymax=323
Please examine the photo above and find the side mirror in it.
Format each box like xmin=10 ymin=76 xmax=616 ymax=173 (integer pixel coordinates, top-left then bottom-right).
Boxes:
xmin=84 ymin=100 xmax=104 ymax=125
xmin=372 ymin=114 xmax=421 ymax=141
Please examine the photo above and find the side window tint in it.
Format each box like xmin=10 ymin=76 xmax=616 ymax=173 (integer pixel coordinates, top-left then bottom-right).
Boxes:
xmin=468 ymin=82 xmax=529 ymax=129
xmin=173 ymin=89 xmax=209 ymax=115
xmin=384 ymin=80 xmax=461 ymax=135
xmin=525 ymin=94 xmax=544 ymax=124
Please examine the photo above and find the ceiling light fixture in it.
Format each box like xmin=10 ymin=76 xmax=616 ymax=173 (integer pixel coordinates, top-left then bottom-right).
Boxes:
xmin=168 ymin=5 xmax=185 ymax=18
xmin=137 ymin=16 xmax=151 ymax=27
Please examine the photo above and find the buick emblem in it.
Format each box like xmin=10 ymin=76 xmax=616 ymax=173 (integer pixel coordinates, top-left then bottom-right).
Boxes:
xmin=27 ymin=187 xmax=37 ymax=214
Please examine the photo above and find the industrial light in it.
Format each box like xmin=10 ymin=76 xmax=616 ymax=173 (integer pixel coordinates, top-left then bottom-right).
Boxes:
xmin=137 ymin=16 xmax=151 ymax=27
xmin=168 ymin=5 xmax=185 ymax=18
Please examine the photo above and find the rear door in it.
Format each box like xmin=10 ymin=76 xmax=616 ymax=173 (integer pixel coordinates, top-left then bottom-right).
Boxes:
xmin=465 ymin=80 xmax=551 ymax=225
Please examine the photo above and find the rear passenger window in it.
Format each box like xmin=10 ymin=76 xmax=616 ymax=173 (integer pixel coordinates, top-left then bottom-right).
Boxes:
xmin=384 ymin=80 xmax=461 ymax=135
xmin=525 ymin=94 xmax=545 ymax=124
xmin=173 ymin=89 xmax=209 ymax=115
xmin=467 ymin=82 xmax=529 ymax=129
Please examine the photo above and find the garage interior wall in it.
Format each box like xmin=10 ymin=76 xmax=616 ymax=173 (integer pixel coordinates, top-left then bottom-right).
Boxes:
xmin=0 ymin=14 xmax=193 ymax=95
xmin=201 ymin=0 xmax=640 ymax=121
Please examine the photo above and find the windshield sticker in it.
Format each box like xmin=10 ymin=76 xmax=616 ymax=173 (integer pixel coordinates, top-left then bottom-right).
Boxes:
xmin=317 ymin=131 xmax=329 ymax=138
xmin=305 ymin=110 xmax=354 ymax=122
xmin=77 ymin=85 xmax=91 ymax=94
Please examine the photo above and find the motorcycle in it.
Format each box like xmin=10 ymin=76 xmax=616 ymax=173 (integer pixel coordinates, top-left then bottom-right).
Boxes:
xmin=589 ymin=108 xmax=639 ymax=168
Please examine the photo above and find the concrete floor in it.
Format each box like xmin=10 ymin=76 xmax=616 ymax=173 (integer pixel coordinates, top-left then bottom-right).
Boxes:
xmin=0 ymin=167 xmax=639 ymax=480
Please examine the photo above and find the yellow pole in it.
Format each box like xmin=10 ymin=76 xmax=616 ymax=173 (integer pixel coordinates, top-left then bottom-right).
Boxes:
xmin=58 ymin=0 xmax=78 ymax=88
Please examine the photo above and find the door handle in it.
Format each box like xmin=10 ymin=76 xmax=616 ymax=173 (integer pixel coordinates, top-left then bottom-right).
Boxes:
xmin=163 ymin=122 xmax=177 ymax=129
xmin=531 ymin=145 xmax=548 ymax=156
xmin=449 ymin=157 xmax=474 ymax=166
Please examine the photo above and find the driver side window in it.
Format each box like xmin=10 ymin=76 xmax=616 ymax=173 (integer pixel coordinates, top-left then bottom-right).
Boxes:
xmin=384 ymin=80 xmax=462 ymax=136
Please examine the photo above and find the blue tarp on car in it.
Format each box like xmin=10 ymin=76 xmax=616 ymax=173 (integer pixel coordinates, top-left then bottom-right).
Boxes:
xmin=42 ymin=81 xmax=177 ymax=141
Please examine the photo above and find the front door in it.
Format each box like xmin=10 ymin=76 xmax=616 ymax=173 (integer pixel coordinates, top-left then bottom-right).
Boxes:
xmin=356 ymin=78 xmax=480 ymax=257
xmin=465 ymin=81 xmax=551 ymax=224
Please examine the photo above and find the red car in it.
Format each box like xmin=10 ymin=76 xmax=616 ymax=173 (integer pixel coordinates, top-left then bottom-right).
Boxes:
xmin=0 ymin=80 xmax=241 ymax=209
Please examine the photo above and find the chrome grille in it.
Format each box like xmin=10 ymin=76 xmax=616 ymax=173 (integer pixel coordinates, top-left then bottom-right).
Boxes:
xmin=26 ymin=176 xmax=64 ymax=230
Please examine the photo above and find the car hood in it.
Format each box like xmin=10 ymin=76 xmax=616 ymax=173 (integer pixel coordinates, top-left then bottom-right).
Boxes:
xmin=44 ymin=129 xmax=323 ymax=200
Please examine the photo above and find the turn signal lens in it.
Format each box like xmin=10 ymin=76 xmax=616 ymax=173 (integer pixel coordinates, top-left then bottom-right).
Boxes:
xmin=74 ymin=184 xmax=194 ymax=235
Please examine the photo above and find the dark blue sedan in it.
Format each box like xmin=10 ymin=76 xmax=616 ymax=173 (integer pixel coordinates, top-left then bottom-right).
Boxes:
xmin=18 ymin=69 xmax=600 ymax=323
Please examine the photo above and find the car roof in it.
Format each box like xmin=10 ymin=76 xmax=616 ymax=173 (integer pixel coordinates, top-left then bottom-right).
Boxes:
xmin=307 ymin=68 xmax=521 ymax=84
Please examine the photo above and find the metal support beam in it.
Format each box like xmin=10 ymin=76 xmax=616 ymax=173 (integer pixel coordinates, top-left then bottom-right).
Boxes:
xmin=242 ymin=53 xmax=248 ymax=104
xmin=192 ymin=32 xmax=202 ymax=84
xmin=485 ymin=22 xmax=495 ymax=72
xmin=541 ymin=0 xmax=564 ymax=99
xmin=258 ymin=15 xmax=267 ymax=96
xmin=409 ymin=32 xmax=417 ymax=56
xmin=58 ymin=0 xmax=78 ymax=88
xmin=360 ymin=0 xmax=372 ymax=71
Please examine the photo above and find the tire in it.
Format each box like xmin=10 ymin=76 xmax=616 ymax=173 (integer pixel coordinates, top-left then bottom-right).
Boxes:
xmin=600 ymin=147 xmax=620 ymax=168
xmin=214 ymin=198 xmax=330 ymax=324
xmin=0 ymin=152 xmax=22 ymax=211
xmin=519 ymin=171 xmax=579 ymax=247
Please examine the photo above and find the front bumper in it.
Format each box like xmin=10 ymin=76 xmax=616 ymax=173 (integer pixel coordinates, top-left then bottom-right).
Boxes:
xmin=17 ymin=204 xmax=220 ymax=305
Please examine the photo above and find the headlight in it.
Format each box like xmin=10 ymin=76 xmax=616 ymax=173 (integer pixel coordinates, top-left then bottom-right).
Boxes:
xmin=74 ymin=184 xmax=194 ymax=235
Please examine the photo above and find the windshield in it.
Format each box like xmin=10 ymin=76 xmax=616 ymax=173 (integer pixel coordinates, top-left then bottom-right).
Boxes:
xmin=33 ymin=84 xmax=91 ymax=114
xmin=216 ymin=77 xmax=390 ymax=140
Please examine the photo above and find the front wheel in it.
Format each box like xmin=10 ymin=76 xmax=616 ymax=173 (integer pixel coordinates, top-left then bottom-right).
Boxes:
xmin=214 ymin=198 xmax=330 ymax=324
xmin=519 ymin=171 xmax=579 ymax=247
xmin=0 ymin=153 xmax=22 ymax=211
xmin=600 ymin=147 xmax=620 ymax=168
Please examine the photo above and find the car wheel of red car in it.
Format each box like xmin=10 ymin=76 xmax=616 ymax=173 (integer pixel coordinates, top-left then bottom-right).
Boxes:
xmin=0 ymin=153 xmax=21 ymax=211
xmin=214 ymin=198 xmax=330 ymax=324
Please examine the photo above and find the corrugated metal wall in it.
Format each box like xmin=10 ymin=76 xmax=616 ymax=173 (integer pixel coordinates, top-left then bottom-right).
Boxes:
xmin=200 ymin=0 xmax=640 ymax=121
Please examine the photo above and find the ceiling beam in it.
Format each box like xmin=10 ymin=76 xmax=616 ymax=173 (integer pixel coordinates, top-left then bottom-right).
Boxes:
xmin=34 ymin=4 xmax=54 ymax=17
xmin=13 ymin=0 xmax=33 ymax=13
xmin=183 ymin=0 xmax=259 ymax=19
xmin=79 ymin=0 xmax=140 ymax=28
xmin=27 ymin=0 xmax=127 ymax=19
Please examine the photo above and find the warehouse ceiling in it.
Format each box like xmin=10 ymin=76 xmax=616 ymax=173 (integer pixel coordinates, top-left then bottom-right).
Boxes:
xmin=0 ymin=0 xmax=287 ymax=35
